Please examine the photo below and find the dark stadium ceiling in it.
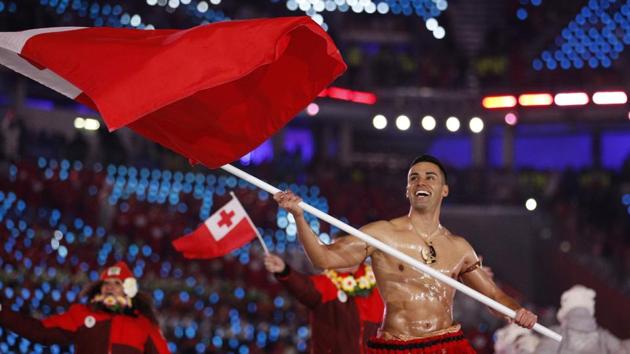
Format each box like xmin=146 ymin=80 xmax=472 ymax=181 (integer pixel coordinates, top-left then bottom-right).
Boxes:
xmin=1 ymin=0 xmax=629 ymax=125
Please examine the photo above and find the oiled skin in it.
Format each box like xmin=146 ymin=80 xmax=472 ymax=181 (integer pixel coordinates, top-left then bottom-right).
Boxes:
xmin=274 ymin=162 xmax=537 ymax=338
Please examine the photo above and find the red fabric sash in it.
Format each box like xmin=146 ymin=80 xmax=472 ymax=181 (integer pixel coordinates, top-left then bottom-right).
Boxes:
xmin=366 ymin=330 xmax=477 ymax=354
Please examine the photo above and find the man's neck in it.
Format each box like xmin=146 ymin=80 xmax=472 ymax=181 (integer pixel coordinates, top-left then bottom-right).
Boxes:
xmin=407 ymin=208 xmax=441 ymax=233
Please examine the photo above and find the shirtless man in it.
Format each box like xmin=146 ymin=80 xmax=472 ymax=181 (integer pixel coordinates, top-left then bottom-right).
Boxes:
xmin=274 ymin=155 xmax=537 ymax=353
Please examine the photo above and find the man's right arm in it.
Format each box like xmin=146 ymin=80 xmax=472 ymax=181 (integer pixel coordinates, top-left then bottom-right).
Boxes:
xmin=274 ymin=190 xmax=378 ymax=269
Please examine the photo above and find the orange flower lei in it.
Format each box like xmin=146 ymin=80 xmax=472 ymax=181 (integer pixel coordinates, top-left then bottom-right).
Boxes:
xmin=324 ymin=265 xmax=377 ymax=297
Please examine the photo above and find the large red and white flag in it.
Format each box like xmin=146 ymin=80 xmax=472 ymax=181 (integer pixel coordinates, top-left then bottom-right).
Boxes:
xmin=172 ymin=194 xmax=258 ymax=259
xmin=0 ymin=17 xmax=346 ymax=168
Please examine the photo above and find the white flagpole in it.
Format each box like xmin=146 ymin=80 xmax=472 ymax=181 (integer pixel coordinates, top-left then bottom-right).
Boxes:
xmin=221 ymin=164 xmax=562 ymax=343
xmin=229 ymin=192 xmax=269 ymax=254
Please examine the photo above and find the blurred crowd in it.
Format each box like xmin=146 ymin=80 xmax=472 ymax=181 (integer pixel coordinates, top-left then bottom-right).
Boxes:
xmin=0 ymin=158 xmax=318 ymax=353
xmin=0 ymin=123 xmax=628 ymax=352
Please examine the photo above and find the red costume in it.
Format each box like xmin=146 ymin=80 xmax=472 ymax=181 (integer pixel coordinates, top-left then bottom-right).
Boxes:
xmin=0 ymin=262 xmax=169 ymax=354
xmin=0 ymin=303 xmax=169 ymax=354
xmin=275 ymin=263 xmax=384 ymax=354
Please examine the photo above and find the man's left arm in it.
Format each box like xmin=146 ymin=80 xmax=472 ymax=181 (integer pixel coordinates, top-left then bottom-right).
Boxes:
xmin=457 ymin=241 xmax=537 ymax=329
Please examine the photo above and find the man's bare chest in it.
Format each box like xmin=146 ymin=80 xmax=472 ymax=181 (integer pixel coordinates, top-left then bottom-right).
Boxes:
xmin=371 ymin=233 xmax=464 ymax=279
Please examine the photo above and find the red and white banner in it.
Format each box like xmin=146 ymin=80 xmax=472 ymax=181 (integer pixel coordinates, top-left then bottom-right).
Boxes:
xmin=172 ymin=194 xmax=257 ymax=259
xmin=0 ymin=17 xmax=346 ymax=168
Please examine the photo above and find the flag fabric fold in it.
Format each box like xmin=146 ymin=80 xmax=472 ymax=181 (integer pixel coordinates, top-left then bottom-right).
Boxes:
xmin=0 ymin=17 xmax=346 ymax=167
xmin=172 ymin=194 xmax=257 ymax=259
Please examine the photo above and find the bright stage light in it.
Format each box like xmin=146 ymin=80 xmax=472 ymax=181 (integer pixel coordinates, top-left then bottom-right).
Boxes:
xmin=482 ymin=95 xmax=517 ymax=109
xmin=395 ymin=115 xmax=411 ymax=131
xmin=445 ymin=116 xmax=460 ymax=132
xmin=421 ymin=115 xmax=436 ymax=131
xmin=592 ymin=91 xmax=627 ymax=105
xmin=372 ymin=114 xmax=387 ymax=130
xmin=504 ymin=112 xmax=518 ymax=126
xmin=518 ymin=93 xmax=553 ymax=106
xmin=554 ymin=92 xmax=589 ymax=106
xmin=469 ymin=117 xmax=484 ymax=133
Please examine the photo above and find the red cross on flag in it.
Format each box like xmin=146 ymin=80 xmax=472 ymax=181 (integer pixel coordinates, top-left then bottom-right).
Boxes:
xmin=172 ymin=194 xmax=258 ymax=259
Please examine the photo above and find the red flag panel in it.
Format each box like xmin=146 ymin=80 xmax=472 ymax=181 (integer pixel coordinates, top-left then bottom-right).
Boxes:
xmin=172 ymin=218 xmax=257 ymax=259
xmin=1 ymin=17 xmax=346 ymax=167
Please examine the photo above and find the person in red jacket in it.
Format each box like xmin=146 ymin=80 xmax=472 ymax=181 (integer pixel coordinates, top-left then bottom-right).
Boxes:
xmin=0 ymin=261 xmax=170 ymax=354
xmin=264 ymin=252 xmax=384 ymax=354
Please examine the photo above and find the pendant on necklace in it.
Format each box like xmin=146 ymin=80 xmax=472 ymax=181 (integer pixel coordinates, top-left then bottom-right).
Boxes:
xmin=421 ymin=243 xmax=437 ymax=264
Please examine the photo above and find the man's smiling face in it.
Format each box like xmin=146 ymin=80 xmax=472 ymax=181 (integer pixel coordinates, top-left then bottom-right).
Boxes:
xmin=406 ymin=162 xmax=449 ymax=211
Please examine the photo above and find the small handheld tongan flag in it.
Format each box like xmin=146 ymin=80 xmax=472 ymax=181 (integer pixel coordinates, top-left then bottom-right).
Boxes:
xmin=172 ymin=194 xmax=257 ymax=259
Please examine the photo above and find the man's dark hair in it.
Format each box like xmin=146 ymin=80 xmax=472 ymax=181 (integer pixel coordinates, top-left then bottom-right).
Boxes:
xmin=409 ymin=154 xmax=448 ymax=183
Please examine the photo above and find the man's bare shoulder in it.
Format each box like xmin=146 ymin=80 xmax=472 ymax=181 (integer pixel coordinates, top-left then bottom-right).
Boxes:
xmin=443 ymin=230 xmax=478 ymax=263
xmin=443 ymin=230 xmax=475 ymax=252
xmin=363 ymin=216 xmax=411 ymax=231
xmin=389 ymin=215 xmax=410 ymax=227
xmin=359 ymin=217 xmax=411 ymax=239
xmin=360 ymin=219 xmax=396 ymax=233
